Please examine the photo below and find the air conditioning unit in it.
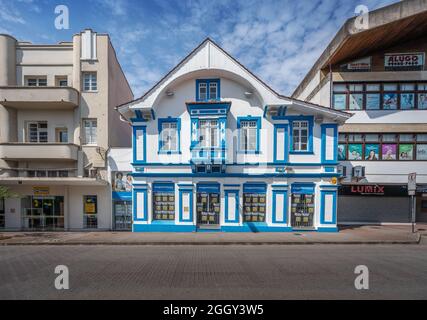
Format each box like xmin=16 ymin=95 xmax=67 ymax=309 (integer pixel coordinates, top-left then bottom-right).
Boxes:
xmin=352 ymin=166 xmax=365 ymax=178
xmin=337 ymin=165 xmax=347 ymax=177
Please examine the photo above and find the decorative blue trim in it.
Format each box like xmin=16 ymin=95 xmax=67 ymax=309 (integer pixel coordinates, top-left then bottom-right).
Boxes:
xmin=272 ymin=190 xmax=288 ymax=224
xmin=112 ymin=191 xmax=132 ymax=201
xmin=324 ymin=166 xmax=335 ymax=173
xmin=131 ymin=172 xmax=341 ymax=178
xmin=133 ymin=188 xmax=148 ymax=222
xmin=196 ymin=79 xmax=220 ymax=101
xmin=132 ymin=125 xmax=146 ymax=164
xmin=158 ymin=117 xmax=181 ymax=154
xmin=271 ymin=184 xmax=289 ymax=188
xmin=187 ymin=103 xmax=230 ymax=117
xmin=320 ymin=190 xmax=337 ymax=225
xmin=291 ymin=183 xmax=315 ymax=194
xmin=243 ymin=183 xmax=267 ymax=193
xmin=221 ymin=223 xmax=292 ymax=232
xmin=131 ymin=162 xmax=339 ymax=167
xmin=223 ymin=184 xmax=240 ymax=187
xmin=224 ymin=190 xmax=239 ymax=223
xmin=321 ymin=123 xmax=338 ymax=164
xmin=288 ymin=116 xmax=314 ymax=154
xmin=179 ymin=189 xmax=194 ymax=223
xmin=237 ymin=116 xmax=262 ymax=153
xmin=133 ymin=224 xmax=196 ymax=232
xmin=273 ymin=123 xmax=289 ymax=163
xmin=317 ymin=227 xmax=338 ymax=233
xmin=197 ymin=182 xmax=220 ymax=193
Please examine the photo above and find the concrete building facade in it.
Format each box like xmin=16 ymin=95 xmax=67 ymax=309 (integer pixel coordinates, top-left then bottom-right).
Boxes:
xmin=0 ymin=29 xmax=133 ymax=230
xmin=292 ymin=0 xmax=427 ymax=224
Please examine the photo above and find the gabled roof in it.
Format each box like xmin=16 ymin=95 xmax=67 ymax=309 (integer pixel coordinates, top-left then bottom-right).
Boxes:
xmin=292 ymin=0 xmax=427 ymax=98
xmin=117 ymin=37 xmax=351 ymax=122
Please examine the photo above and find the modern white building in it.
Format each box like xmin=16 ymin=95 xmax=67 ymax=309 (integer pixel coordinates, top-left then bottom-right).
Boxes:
xmin=292 ymin=0 xmax=427 ymax=223
xmin=117 ymin=39 xmax=351 ymax=232
xmin=0 ymin=30 xmax=133 ymax=230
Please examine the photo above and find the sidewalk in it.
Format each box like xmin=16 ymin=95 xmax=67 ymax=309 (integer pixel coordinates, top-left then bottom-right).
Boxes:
xmin=0 ymin=224 xmax=424 ymax=245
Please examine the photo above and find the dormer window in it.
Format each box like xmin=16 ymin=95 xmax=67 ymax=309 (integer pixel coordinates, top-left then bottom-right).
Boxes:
xmin=196 ymin=79 xmax=220 ymax=101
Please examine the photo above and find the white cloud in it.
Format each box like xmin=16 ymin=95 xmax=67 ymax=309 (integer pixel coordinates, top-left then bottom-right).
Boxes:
xmin=0 ymin=0 xmax=26 ymax=24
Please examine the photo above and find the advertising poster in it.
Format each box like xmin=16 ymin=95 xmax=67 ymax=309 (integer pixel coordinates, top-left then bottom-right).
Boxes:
xmin=338 ymin=144 xmax=347 ymax=160
xmin=333 ymin=94 xmax=346 ymax=110
xmin=416 ymin=144 xmax=427 ymax=160
xmin=382 ymin=144 xmax=397 ymax=160
xmin=348 ymin=144 xmax=362 ymax=160
xmin=365 ymin=144 xmax=379 ymax=160
xmin=400 ymin=93 xmax=415 ymax=109
xmin=399 ymin=144 xmax=414 ymax=160
xmin=366 ymin=94 xmax=380 ymax=110
xmin=112 ymin=171 xmax=133 ymax=192
xmin=349 ymin=94 xmax=363 ymax=110
xmin=383 ymin=93 xmax=397 ymax=109
xmin=418 ymin=93 xmax=427 ymax=109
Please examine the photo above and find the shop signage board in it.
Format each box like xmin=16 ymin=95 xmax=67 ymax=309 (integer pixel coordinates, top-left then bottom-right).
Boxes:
xmin=33 ymin=186 xmax=50 ymax=196
xmin=384 ymin=53 xmax=425 ymax=70
xmin=341 ymin=57 xmax=371 ymax=71
xmin=408 ymin=172 xmax=416 ymax=196
xmin=339 ymin=184 xmax=408 ymax=197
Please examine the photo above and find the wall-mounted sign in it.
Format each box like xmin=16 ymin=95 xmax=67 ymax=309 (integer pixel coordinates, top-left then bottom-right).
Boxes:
xmin=33 ymin=186 xmax=50 ymax=196
xmin=339 ymin=184 xmax=408 ymax=197
xmin=341 ymin=57 xmax=371 ymax=71
xmin=384 ymin=53 xmax=425 ymax=70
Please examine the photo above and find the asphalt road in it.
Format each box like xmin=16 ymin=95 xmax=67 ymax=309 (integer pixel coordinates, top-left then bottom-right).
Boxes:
xmin=0 ymin=244 xmax=426 ymax=299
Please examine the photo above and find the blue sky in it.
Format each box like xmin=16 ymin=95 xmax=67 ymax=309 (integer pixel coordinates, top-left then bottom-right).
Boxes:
xmin=0 ymin=0 xmax=397 ymax=98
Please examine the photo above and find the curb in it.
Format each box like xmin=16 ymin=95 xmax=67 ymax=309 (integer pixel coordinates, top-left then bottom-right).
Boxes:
xmin=0 ymin=233 xmax=421 ymax=246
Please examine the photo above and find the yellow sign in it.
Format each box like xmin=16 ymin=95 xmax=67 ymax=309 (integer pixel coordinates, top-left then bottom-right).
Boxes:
xmin=84 ymin=203 xmax=96 ymax=214
xmin=331 ymin=177 xmax=338 ymax=185
xmin=33 ymin=186 xmax=50 ymax=196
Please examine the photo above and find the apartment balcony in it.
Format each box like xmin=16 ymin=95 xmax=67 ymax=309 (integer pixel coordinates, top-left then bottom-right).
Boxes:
xmin=0 ymin=86 xmax=79 ymax=109
xmin=0 ymin=143 xmax=79 ymax=161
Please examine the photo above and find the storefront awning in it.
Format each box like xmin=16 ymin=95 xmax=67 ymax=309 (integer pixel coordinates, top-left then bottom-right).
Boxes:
xmin=0 ymin=177 xmax=108 ymax=186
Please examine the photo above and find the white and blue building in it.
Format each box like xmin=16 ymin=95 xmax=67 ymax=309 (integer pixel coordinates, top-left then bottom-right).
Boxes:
xmin=117 ymin=39 xmax=351 ymax=232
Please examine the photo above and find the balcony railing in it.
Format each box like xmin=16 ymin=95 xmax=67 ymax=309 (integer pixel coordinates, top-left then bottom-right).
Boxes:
xmin=0 ymin=143 xmax=79 ymax=161
xmin=0 ymin=86 xmax=79 ymax=109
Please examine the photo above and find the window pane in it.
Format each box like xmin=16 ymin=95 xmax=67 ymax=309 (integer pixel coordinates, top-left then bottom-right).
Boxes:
xmin=199 ymin=83 xmax=207 ymax=100
xmin=365 ymin=144 xmax=379 ymax=160
xmin=416 ymin=134 xmax=427 ymax=142
xmin=381 ymin=144 xmax=397 ymax=160
xmin=418 ymin=93 xmax=427 ymax=109
xmin=27 ymin=79 xmax=37 ymax=86
xmin=382 ymin=134 xmax=396 ymax=142
xmin=416 ymin=144 xmax=427 ymax=160
xmin=383 ymin=84 xmax=397 ymax=91
xmin=333 ymin=84 xmax=347 ymax=92
xmin=417 ymin=83 xmax=427 ymax=91
xmin=209 ymin=83 xmax=217 ymax=100
xmin=365 ymin=134 xmax=379 ymax=142
xmin=366 ymin=94 xmax=380 ymax=110
xmin=366 ymin=84 xmax=380 ymax=91
xmin=348 ymin=134 xmax=363 ymax=142
xmin=38 ymin=78 xmax=47 ymax=86
xmin=383 ymin=93 xmax=398 ymax=109
xmin=349 ymin=93 xmax=363 ymax=110
xmin=348 ymin=84 xmax=363 ymax=92
xmin=399 ymin=134 xmax=413 ymax=142
xmin=399 ymin=144 xmax=414 ymax=160
xmin=338 ymin=133 xmax=346 ymax=142
xmin=333 ymin=94 xmax=347 ymax=110
xmin=401 ymin=93 xmax=415 ymax=109
xmin=348 ymin=144 xmax=363 ymax=160
xmin=401 ymin=84 xmax=415 ymax=91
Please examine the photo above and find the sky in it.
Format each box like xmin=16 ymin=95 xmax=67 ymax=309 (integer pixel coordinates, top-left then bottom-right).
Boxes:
xmin=0 ymin=0 xmax=398 ymax=98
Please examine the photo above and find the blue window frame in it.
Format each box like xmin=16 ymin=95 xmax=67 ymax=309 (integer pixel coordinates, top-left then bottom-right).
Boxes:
xmin=289 ymin=116 xmax=314 ymax=154
xmin=237 ymin=116 xmax=261 ymax=154
xmin=132 ymin=126 xmax=146 ymax=164
xmin=158 ymin=118 xmax=181 ymax=154
xmin=196 ymin=79 xmax=220 ymax=101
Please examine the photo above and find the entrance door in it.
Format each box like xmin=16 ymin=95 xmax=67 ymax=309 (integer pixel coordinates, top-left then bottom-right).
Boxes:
xmin=291 ymin=193 xmax=315 ymax=228
xmin=196 ymin=192 xmax=220 ymax=226
xmin=114 ymin=200 xmax=132 ymax=230
xmin=22 ymin=196 xmax=64 ymax=230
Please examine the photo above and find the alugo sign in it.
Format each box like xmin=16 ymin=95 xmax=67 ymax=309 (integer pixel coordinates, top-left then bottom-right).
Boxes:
xmin=384 ymin=53 xmax=425 ymax=70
